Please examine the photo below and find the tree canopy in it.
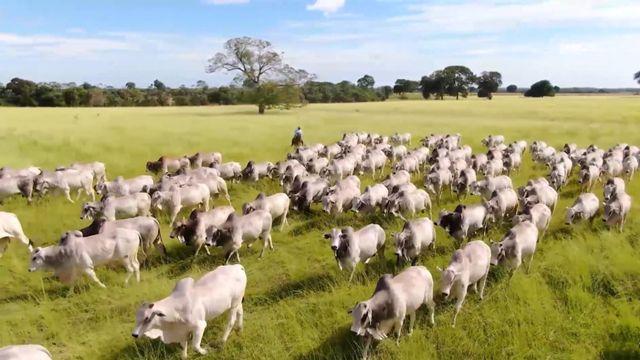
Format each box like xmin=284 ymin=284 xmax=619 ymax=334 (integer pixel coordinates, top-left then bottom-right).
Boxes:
xmin=393 ymin=79 xmax=420 ymax=95
xmin=206 ymin=37 xmax=313 ymax=113
xmin=442 ymin=66 xmax=476 ymax=100
xmin=356 ymin=75 xmax=375 ymax=89
xmin=506 ymin=84 xmax=518 ymax=93
xmin=476 ymin=71 xmax=503 ymax=99
xmin=524 ymin=80 xmax=556 ymax=97
xmin=635 ymin=71 xmax=640 ymax=85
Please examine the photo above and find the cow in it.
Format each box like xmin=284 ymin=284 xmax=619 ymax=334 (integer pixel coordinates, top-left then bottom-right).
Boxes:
xmin=481 ymin=135 xmax=505 ymax=148
xmin=603 ymin=191 xmax=632 ymax=232
xmin=0 ymin=345 xmax=52 ymax=360
xmin=391 ymin=132 xmax=412 ymax=145
xmin=394 ymin=218 xmax=436 ymax=266
xmin=382 ymin=170 xmax=411 ymax=191
xmin=96 ymin=175 xmax=154 ymax=197
xmin=471 ymin=154 xmax=488 ymax=172
xmin=577 ymin=165 xmax=600 ymax=192
xmin=62 ymin=161 xmax=107 ymax=183
xmin=490 ymin=221 xmax=539 ymax=273
xmin=348 ymin=267 xmax=435 ymax=360
xmin=242 ymin=192 xmax=290 ymax=230
xmin=469 ymin=175 xmax=513 ymax=200
xmin=480 ymin=158 xmax=503 ymax=177
xmin=0 ymin=175 xmax=34 ymax=204
xmin=81 ymin=193 xmax=152 ymax=221
xmin=323 ymin=224 xmax=385 ymax=282
xmin=319 ymin=143 xmax=342 ymax=160
xmin=483 ymin=188 xmax=519 ymax=225
xmin=188 ymin=152 xmax=222 ymax=168
xmin=170 ymin=207 xmax=235 ymax=257
xmin=211 ymin=162 xmax=242 ymax=181
xmin=453 ymin=168 xmax=477 ymax=199
xmin=0 ymin=211 xmax=33 ymax=257
xmin=0 ymin=166 xmax=41 ymax=179
xmin=383 ymin=189 xmax=432 ymax=220
xmin=240 ymin=161 xmax=274 ymax=182
xmin=28 ymin=228 xmax=141 ymax=288
xmin=393 ymin=156 xmax=420 ymax=174
xmin=548 ymin=163 xmax=568 ymax=190
xmin=151 ymin=184 xmax=210 ymax=226
xmin=321 ymin=157 xmax=357 ymax=181
xmin=322 ymin=176 xmax=361 ymax=214
xmin=435 ymin=204 xmax=488 ymax=242
xmin=424 ymin=168 xmax=453 ymax=203
xmin=291 ymin=178 xmax=329 ymax=211
xmin=132 ymin=265 xmax=246 ymax=359
xmin=503 ymin=152 xmax=521 ymax=174
xmin=601 ymin=158 xmax=623 ymax=179
xmin=383 ymin=145 xmax=408 ymax=162
xmin=512 ymin=203 xmax=552 ymax=239
xmin=207 ymin=211 xmax=273 ymax=263
xmin=521 ymin=184 xmax=558 ymax=214
xmin=306 ymin=157 xmax=330 ymax=175
xmin=34 ymin=169 xmax=95 ymax=203
xmin=565 ymin=193 xmax=599 ymax=225
xmin=351 ymin=184 xmax=389 ymax=213
xmin=603 ymin=177 xmax=625 ymax=202
xmin=146 ymin=156 xmax=190 ymax=175
xmin=79 ymin=216 xmax=166 ymax=256
xmin=438 ymin=240 xmax=490 ymax=327
xmin=623 ymin=155 xmax=638 ymax=180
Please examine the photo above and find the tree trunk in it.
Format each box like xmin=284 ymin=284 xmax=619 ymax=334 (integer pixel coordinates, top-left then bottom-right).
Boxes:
xmin=258 ymin=103 xmax=265 ymax=114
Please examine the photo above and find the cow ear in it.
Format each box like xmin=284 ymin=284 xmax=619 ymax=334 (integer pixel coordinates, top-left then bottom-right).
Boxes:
xmin=73 ymin=230 xmax=83 ymax=237
xmin=148 ymin=303 xmax=154 ymax=309
xmin=323 ymin=233 xmax=331 ymax=239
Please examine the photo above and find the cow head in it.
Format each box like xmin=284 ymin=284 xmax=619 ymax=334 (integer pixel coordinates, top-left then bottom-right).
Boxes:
xmin=323 ymin=228 xmax=342 ymax=255
xmin=348 ymin=301 xmax=373 ymax=337
xmin=321 ymin=194 xmax=336 ymax=214
xmin=489 ymin=240 xmax=505 ymax=266
xmin=170 ymin=220 xmax=189 ymax=244
xmin=33 ymin=175 xmax=50 ymax=195
xmin=242 ymin=202 xmax=256 ymax=215
xmin=564 ymin=207 xmax=579 ymax=225
xmin=146 ymin=161 xmax=162 ymax=174
xmin=439 ymin=260 xmax=461 ymax=298
xmin=132 ymin=302 xmax=166 ymax=339
xmin=28 ymin=247 xmax=47 ymax=272
xmin=393 ymin=230 xmax=411 ymax=265
xmin=80 ymin=202 xmax=102 ymax=220
xmin=602 ymin=201 xmax=621 ymax=226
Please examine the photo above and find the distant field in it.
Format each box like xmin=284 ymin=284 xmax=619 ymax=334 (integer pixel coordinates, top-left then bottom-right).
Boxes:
xmin=1 ymin=96 xmax=640 ymax=360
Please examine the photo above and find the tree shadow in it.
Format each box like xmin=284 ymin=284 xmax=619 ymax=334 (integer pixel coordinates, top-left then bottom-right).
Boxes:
xmin=249 ymin=273 xmax=337 ymax=308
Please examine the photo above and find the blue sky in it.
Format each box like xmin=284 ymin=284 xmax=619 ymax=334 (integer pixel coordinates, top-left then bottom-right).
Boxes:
xmin=1 ymin=0 xmax=639 ymax=88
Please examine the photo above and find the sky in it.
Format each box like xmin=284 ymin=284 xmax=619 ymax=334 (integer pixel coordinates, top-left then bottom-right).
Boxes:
xmin=0 ymin=0 xmax=639 ymax=88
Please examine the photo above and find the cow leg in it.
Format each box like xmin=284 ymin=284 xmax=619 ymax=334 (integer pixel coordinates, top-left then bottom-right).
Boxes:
xmin=88 ymin=186 xmax=96 ymax=201
xmin=203 ymin=197 xmax=210 ymax=211
xmin=408 ymin=311 xmax=416 ymax=335
xmin=169 ymin=206 xmax=181 ymax=227
xmin=224 ymin=250 xmax=234 ymax=264
xmin=478 ymin=270 xmax=489 ymax=300
xmin=65 ymin=189 xmax=74 ymax=203
xmin=527 ymin=252 xmax=535 ymax=273
xmin=191 ymin=321 xmax=208 ymax=355
xmin=222 ymin=306 xmax=239 ymax=342
xmin=123 ymin=258 xmax=135 ymax=285
xmin=452 ymin=287 xmax=468 ymax=327
xmin=394 ymin=316 xmax=404 ymax=344
xmin=348 ymin=264 xmax=357 ymax=283
xmin=280 ymin=210 xmax=288 ymax=231
xmin=234 ymin=303 xmax=244 ymax=333
xmin=132 ymin=253 xmax=140 ymax=282
xmin=0 ymin=238 xmax=9 ymax=257
xmin=180 ymin=340 xmax=188 ymax=359
xmin=84 ymin=268 xmax=107 ymax=288
xmin=361 ymin=336 xmax=372 ymax=360
xmin=425 ymin=295 xmax=436 ymax=326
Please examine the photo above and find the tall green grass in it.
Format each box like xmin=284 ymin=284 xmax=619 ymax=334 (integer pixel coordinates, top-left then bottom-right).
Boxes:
xmin=1 ymin=96 xmax=640 ymax=359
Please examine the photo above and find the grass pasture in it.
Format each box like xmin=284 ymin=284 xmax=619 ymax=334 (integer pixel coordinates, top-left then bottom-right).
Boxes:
xmin=1 ymin=96 xmax=640 ymax=359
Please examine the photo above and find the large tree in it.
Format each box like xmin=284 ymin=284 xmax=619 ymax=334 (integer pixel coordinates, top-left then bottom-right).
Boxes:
xmin=442 ymin=66 xmax=475 ymax=100
xmin=393 ymin=79 xmax=420 ymax=95
xmin=206 ymin=37 xmax=313 ymax=114
xmin=506 ymin=84 xmax=518 ymax=93
xmin=476 ymin=71 xmax=503 ymax=99
xmin=420 ymin=71 xmax=446 ymax=100
xmin=635 ymin=71 xmax=640 ymax=84
xmin=356 ymin=75 xmax=375 ymax=89
xmin=524 ymin=80 xmax=556 ymax=97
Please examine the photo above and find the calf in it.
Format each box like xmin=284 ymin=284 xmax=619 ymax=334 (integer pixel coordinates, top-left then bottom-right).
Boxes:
xmin=349 ymin=267 xmax=435 ymax=360
xmin=323 ymin=224 xmax=385 ymax=282
xmin=565 ymin=193 xmax=599 ymax=225
xmin=207 ymin=211 xmax=273 ymax=263
xmin=438 ymin=240 xmax=491 ymax=327
xmin=242 ymin=192 xmax=290 ymax=230
xmin=29 ymin=229 xmax=141 ymax=288
xmin=394 ymin=218 xmax=436 ymax=266
xmin=0 ymin=211 xmax=33 ymax=257
xmin=490 ymin=221 xmax=539 ymax=272
xmin=132 ymin=265 xmax=246 ymax=359
xmin=603 ymin=192 xmax=632 ymax=232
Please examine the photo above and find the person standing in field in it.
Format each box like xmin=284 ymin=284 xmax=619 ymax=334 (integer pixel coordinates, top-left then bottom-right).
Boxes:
xmin=291 ymin=126 xmax=304 ymax=147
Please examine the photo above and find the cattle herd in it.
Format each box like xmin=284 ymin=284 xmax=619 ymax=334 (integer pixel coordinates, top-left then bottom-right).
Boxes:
xmin=0 ymin=131 xmax=637 ymax=359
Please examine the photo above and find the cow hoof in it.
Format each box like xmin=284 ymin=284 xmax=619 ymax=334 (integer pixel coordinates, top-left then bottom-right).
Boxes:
xmin=195 ymin=348 xmax=207 ymax=355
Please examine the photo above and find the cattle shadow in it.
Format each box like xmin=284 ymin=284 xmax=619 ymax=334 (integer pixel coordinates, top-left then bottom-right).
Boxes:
xmin=600 ymin=324 xmax=640 ymax=360
xmin=106 ymin=338 xmax=177 ymax=360
xmin=294 ymin=327 xmax=361 ymax=360
xmin=249 ymin=273 xmax=337 ymax=308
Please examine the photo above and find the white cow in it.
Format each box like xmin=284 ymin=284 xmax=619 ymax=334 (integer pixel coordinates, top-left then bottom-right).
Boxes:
xmin=96 ymin=175 xmax=154 ymax=197
xmin=0 ymin=211 xmax=32 ymax=257
xmin=349 ymin=267 xmax=435 ymax=360
xmin=151 ymin=184 xmax=210 ymax=226
xmin=132 ymin=265 xmax=246 ymax=359
xmin=35 ymin=169 xmax=95 ymax=203
xmin=29 ymin=228 xmax=141 ymax=288
xmin=565 ymin=193 xmax=599 ymax=225
xmin=0 ymin=345 xmax=52 ymax=360
xmin=394 ymin=218 xmax=436 ymax=266
xmin=490 ymin=221 xmax=539 ymax=272
xmin=438 ymin=240 xmax=491 ymax=327
xmin=603 ymin=192 xmax=632 ymax=232
xmin=242 ymin=192 xmax=290 ymax=230
xmin=207 ymin=211 xmax=273 ymax=263
xmin=512 ymin=203 xmax=552 ymax=239
xmin=323 ymin=224 xmax=385 ymax=282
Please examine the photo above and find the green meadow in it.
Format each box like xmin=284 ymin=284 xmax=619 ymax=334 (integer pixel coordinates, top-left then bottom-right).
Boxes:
xmin=1 ymin=95 xmax=640 ymax=359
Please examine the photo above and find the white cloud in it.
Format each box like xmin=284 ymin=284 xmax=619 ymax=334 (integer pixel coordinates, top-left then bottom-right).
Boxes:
xmin=390 ymin=0 xmax=640 ymax=33
xmin=66 ymin=27 xmax=86 ymax=34
xmin=306 ymin=0 xmax=346 ymax=14
xmin=202 ymin=0 xmax=249 ymax=5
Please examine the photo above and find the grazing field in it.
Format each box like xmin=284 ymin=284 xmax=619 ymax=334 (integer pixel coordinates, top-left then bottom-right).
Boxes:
xmin=2 ymin=96 xmax=640 ymax=360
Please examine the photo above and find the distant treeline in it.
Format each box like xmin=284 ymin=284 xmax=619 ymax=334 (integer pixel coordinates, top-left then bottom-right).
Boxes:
xmin=0 ymin=77 xmax=390 ymax=107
